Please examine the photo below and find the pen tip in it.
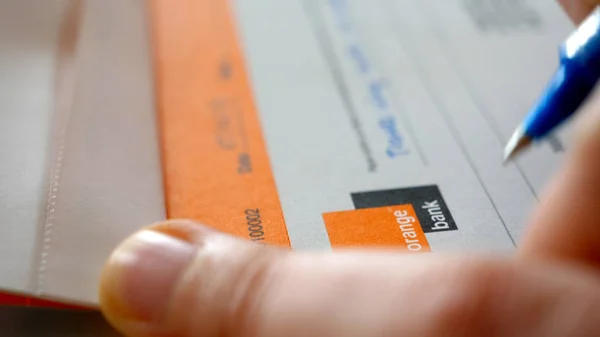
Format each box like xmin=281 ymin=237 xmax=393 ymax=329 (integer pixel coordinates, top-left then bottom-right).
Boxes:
xmin=503 ymin=126 xmax=532 ymax=163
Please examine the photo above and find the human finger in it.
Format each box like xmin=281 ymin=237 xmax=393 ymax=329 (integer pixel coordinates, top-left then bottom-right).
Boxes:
xmin=99 ymin=220 xmax=600 ymax=337
xmin=518 ymin=87 xmax=600 ymax=270
xmin=558 ymin=0 xmax=599 ymax=23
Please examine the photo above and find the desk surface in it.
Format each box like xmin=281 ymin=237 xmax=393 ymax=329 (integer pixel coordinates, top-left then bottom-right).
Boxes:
xmin=0 ymin=306 xmax=121 ymax=337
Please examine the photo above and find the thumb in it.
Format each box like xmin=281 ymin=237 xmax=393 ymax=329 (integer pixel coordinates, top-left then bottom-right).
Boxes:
xmin=99 ymin=220 xmax=600 ymax=337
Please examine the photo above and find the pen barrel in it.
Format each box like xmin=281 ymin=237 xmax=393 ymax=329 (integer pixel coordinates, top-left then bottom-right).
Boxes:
xmin=561 ymin=6 xmax=600 ymax=77
xmin=523 ymin=62 xmax=596 ymax=139
xmin=523 ymin=7 xmax=600 ymax=139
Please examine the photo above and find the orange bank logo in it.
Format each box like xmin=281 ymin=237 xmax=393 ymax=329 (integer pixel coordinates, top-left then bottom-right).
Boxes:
xmin=322 ymin=185 xmax=456 ymax=252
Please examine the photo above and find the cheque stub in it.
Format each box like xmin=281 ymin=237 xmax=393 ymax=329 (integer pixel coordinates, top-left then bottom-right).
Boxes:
xmin=0 ymin=0 xmax=577 ymax=306
xmin=154 ymin=0 xmax=575 ymax=253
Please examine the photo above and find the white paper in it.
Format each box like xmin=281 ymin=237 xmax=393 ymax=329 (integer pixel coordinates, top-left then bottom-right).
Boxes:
xmin=232 ymin=0 xmax=575 ymax=251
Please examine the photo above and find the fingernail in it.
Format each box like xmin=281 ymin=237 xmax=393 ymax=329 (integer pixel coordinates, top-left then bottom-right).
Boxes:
xmin=101 ymin=229 xmax=196 ymax=322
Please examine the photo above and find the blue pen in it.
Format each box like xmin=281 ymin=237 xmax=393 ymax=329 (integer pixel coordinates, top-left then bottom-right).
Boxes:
xmin=504 ymin=6 xmax=600 ymax=161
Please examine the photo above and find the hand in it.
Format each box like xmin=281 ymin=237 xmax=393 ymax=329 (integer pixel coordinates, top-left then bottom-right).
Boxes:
xmin=98 ymin=2 xmax=600 ymax=336
xmin=558 ymin=0 xmax=599 ymax=23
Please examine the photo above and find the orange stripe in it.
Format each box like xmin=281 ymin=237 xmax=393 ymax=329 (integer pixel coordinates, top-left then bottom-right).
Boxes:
xmin=149 ymin=0 xmax=290 ymax=247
